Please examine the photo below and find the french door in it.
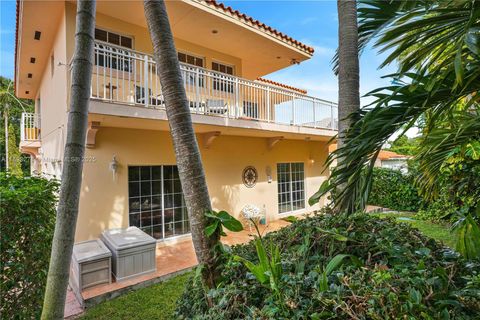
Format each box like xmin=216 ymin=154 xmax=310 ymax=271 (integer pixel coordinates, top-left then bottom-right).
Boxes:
xmin=128 ymin=165 xmax=190 ymax=240
xmin=277 ymin=162 xmax=305 ymax=214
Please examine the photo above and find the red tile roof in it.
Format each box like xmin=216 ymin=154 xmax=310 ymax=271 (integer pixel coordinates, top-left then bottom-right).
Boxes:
xmin=256 ymin=78 xmax=307 ymax=94
xmin=14 ymin=0 xmax=19 ymax=94
xmin=328 ymin=146 xmax=410 ymax=161
xmin=203 ymin=0 xmax=314 ymax=55
xmin=378 ymin=150 xmax=410 ymax=160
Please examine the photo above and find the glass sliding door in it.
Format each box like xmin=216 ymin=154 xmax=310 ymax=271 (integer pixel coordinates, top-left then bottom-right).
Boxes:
xmin=128 ymin=165 xmax=190 ymax=240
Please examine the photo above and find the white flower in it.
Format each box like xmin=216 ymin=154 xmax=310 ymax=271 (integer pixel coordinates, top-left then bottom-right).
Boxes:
xmin=241 ymin=204 xmax=262 ymax=219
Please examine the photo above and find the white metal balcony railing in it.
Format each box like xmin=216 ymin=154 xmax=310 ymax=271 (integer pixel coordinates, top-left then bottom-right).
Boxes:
xmin=91 ymin=41 xmax=338 ymax=130
xmin=21 ymin=112 xmax=41 ymax=142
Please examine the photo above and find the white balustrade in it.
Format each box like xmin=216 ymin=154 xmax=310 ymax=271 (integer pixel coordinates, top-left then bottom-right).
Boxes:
xmin=91 ymin=41 xmax=338 ymax=130
xmin=21 ymin=112 xmax=41 ymax=141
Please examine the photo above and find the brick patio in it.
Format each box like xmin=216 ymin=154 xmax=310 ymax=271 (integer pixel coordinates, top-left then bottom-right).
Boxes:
xmin=64 ymin=218 xmax=291 ymax=318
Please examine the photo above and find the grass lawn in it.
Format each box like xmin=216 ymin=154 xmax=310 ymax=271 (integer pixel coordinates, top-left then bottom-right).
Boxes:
xmin=81 ymin=213 xmax=456 ymax=319
xmin=81 ymin=272 xmax=190 ymax=320
xmin=374 ymin=212 xmax=456 ymax=248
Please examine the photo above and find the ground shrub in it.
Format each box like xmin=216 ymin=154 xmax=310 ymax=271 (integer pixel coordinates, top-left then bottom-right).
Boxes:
xmin=368 ymin=167 xmax=423 ymax=211
xmin=0 ymin=173 xmax=58 ymax=319
xmin=176 ymin=214 xmax=480 ymax=319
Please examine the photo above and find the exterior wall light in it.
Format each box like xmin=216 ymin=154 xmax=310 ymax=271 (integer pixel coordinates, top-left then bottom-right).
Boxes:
xmin=266 ymin=166 xmax=272 ymax=183
xmin=109 ymin=155 xmax=118 ymax=180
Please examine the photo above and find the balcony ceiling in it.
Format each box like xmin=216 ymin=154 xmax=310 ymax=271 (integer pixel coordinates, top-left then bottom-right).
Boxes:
xmin=15 ymin=1 xmax=64 ymax=99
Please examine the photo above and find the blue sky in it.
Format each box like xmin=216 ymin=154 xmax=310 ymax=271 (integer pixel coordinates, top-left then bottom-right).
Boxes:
xmin=0 ymin=0 xmax=396 ymax=105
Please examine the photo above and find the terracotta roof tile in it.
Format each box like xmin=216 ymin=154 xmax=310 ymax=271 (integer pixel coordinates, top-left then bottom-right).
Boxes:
xmin=378 ymin=150 xmax=410 ymax=161
xmin=203 ymin=0 xmax=314 ymax=55
xmin=14 ymin=0 xmax=19 ymax=94
xmin=256 ymin=78 xmax=307 ymax=94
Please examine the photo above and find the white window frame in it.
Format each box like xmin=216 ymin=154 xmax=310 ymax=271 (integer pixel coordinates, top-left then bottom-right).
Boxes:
xmin=128 ymin=165 xmax=190 ymax=241
xmin=211 ymin=60 xmax=235 ymax=76
xmin=177 ymin=50 xmax=205 ymax=68
xmin=277 ymin=162 xmax=305 ymax=214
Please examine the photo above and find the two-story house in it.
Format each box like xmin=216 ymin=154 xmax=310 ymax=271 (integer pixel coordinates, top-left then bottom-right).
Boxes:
xmin=15 ymin=0 xmax=337 ymax=243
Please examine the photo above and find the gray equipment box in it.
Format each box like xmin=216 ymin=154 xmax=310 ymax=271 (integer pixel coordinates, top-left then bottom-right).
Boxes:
xmin=70 ymin=239 xmax=112 ymax=293
xmin=101 ymin=227 xmax=157 ymax=281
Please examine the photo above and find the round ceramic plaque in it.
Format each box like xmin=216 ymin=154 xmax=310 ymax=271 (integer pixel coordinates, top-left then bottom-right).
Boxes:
xmin=242 ymin=166 xmax=258 ymax=188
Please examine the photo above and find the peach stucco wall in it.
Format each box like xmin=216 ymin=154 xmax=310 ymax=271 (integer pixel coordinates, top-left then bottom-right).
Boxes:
xmin=35 ymin=3 xmax=68 ymax=177
xmin=64 ymin=3 xmax=242 ymax=78
xmin=76 ymin=128 xmax=329 ymax=241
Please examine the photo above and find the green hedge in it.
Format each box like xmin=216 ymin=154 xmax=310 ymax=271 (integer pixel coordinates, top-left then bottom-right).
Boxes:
xmin=176 ymin=214 xmax=480 ymax=319
xmin=0 ymin=173 xmax=58 ymax=319
xmin=368 ymin=167 xmax=423 ymax=211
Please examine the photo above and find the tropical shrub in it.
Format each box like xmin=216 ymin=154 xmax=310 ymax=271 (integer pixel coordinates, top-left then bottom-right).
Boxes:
xmin=0 ymin=173 xmax=58 ymax=319
xmin=176 ymin=213 xmax=480 ymax=319
xmin=368 ymin=167 xmax=423 ymax=211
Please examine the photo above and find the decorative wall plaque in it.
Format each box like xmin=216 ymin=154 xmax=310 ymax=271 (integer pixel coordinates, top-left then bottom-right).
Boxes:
xmin=242 ymin=166 xmax=258 ymax=188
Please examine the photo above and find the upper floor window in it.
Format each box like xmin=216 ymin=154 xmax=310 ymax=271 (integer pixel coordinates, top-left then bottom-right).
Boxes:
xmin=95 ymin=28 xmax=132 ymax=48
xmin=178 ymin=52 xmax=205 ymax=87
xmin=178 ymin=52 xmax=204 ymax=68
xmin=212 ymin=61 xmax=234 ymax=93
xmin=94 ymin=28 xmax=133 ymax=72
xmin=212 ymin=61 xmax=234 ymax=75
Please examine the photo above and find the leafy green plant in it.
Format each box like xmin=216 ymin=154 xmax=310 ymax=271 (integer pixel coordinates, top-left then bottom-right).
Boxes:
xmin=318 ymin=254 xmax=360 ymax=292
xmin=177 ymin=213 xmax=480 ymax=319
xmin=233 ymin=219 xmax=283 ymax=307
xmin=368 ymin=167 xmax=423 ymax=212
xmin=0 ymin=173 xmax=58 ymax=319
xmin=204 ymin=210 xmax=243 ymax=237
xmin=453 ymin=214 xmax=480 ymax=259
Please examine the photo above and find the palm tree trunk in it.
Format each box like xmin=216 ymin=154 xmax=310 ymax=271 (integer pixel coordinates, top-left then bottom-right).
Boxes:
xmin=143 ymin=0 xmax=219 ymax=288
xmin=336 ymin=0 xmax=360 ymax=212
xmin=41 ymin=1 xmax=96 ymax=319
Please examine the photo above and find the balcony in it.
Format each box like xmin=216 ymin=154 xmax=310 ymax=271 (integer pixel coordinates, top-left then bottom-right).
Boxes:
xmin=20 ymin=112 xmax=41 ymax=157
xmin=90 ymin=42 xmax=338 ymax=133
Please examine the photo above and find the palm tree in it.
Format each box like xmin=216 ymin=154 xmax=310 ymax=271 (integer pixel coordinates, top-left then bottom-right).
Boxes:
xmin=310 ymin=0 xmax=360 ymax=213
xmin=143 ymin=0 xmax=219 ymax=288
xmin=0 ymin=77 xmax=32 ymax=173
xmin=314 ymin=0 xmax=480 ymax=257
xmin=41 ymin=1 xmax=96 ymax=318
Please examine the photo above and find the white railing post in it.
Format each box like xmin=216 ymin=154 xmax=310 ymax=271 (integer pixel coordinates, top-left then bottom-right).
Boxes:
xmin=266 ymin=86 xmax=271 ymax=122
xmin=235 ymin=78 xmax=239 ymax=119
xmin=330 ymin=102 xmax=335 ymax=130
xmin=20 ymin=113 xmax=25 ymax=141
xmin=144 ymin=54 xmax=149 ymax=108
xmin=195 ymin=67 xmax=200 ymax=113
xmin=292 ymin=93 xmax=296 ymax=125
xmin=313 ymin=100 xmax=317 ymax=128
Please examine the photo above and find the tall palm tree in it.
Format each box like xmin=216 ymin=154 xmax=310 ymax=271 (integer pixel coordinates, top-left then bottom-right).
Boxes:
xmin=315 ymin=0 xmax=480 ymax=257
xmin=310 ymin=0 xmax=360 ymax=213
xmin=41 ymin=1 xmax=96 ymax=318
xmin=143 ymin=0 xmax=219 ymax=288
xmin=337 ymin=0 xmax=360 ymax=149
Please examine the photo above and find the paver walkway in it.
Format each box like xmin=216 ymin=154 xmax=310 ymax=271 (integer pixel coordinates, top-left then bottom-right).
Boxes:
xmin=64 ymin=218 xmax=291 ymax=318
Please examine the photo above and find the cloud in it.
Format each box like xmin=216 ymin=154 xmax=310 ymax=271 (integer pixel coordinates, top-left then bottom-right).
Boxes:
xmin=300 ymin=17 xmax=318 ymax=25
xmin=299 ymin=38 xmax=335 ymax=57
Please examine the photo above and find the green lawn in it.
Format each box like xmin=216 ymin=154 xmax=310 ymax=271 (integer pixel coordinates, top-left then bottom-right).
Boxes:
xmin=81 ymin=213 xmax=456 ymax=319
xmin=374 ymin=212 xmax=456 ymax=248
xmin=81 ymin=272 xmax=190 ymax=320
